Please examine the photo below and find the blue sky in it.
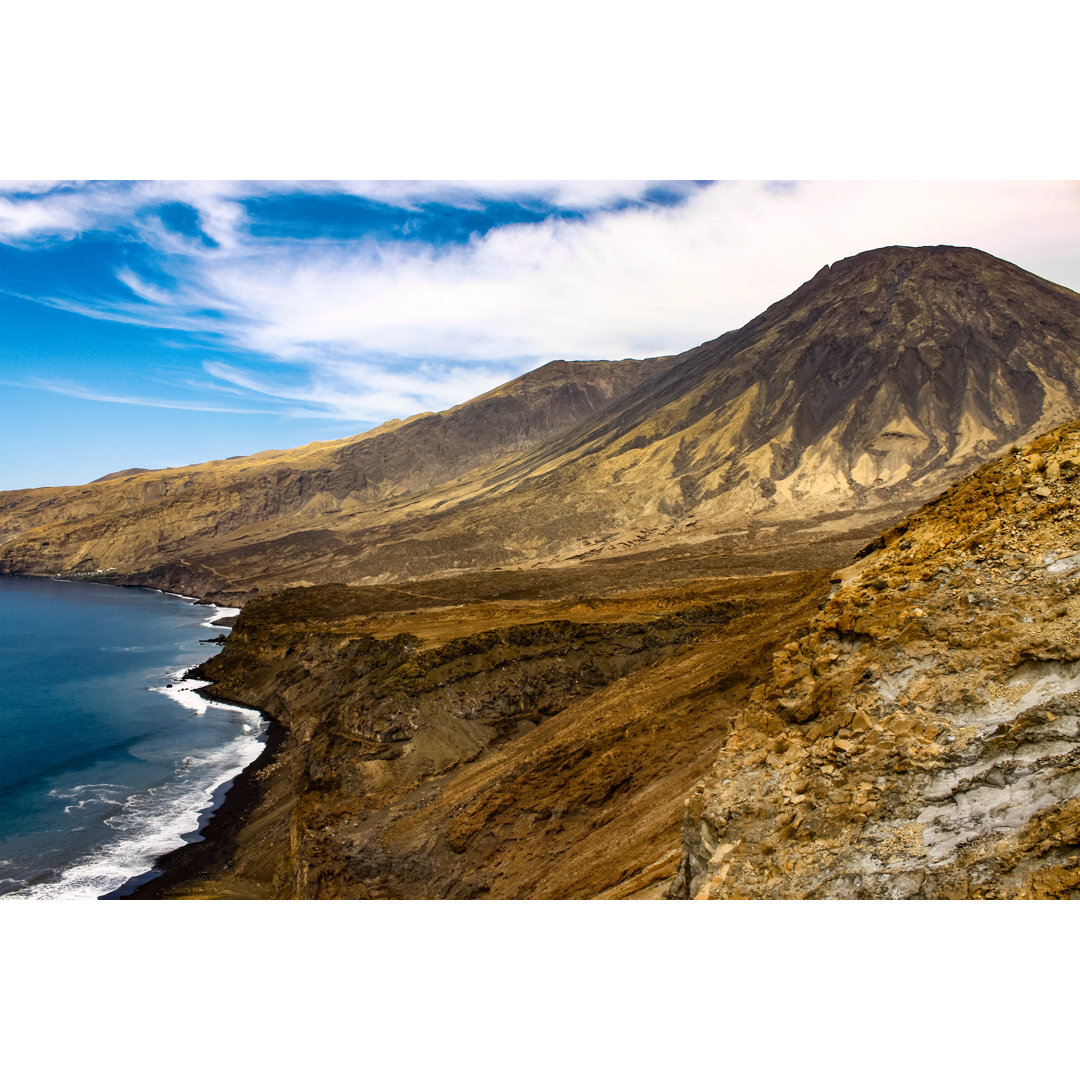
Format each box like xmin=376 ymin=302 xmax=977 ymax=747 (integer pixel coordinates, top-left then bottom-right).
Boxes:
xmin=3 ymin=179 xmax=1079 ymax=490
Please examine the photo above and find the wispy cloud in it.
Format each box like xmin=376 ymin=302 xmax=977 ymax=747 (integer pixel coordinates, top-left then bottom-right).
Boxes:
xmin=202 ymin=358 xmax=522 ymax=421
xmin=327 ymin=180 xmax=702 ymax=210
xmin=9 ymin=288 xmax=227 ymax=336
xmin=8 ymin=377 xmax=291 ymax=416
xmin=0 ymin=180 xmax=256 ymax=249
xmin=0 ymin=180 xmax=679 ymax=246
xmin=4 ymin=180 xmax=1080 ymax=425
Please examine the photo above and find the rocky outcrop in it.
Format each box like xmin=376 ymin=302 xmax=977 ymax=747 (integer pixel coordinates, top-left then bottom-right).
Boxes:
xmin=673 ymin=420 xmax=1080 ymax=899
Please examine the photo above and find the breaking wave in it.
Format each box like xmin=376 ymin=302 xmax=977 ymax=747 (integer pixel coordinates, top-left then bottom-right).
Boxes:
xmin=4 ymin=702 xmax=265 ymax=900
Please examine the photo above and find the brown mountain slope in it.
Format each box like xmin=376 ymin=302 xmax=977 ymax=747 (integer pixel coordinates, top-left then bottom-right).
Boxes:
xmin=129 ymin=548 xmax=843 ymax=899
xmin=3 ymin=245 xmax=1079 ymax=602
xmin=0 ymin=356 xmax=671 ymax=590
xmin=153 ymin=244 xmax=1080 ymax=598
xmin=490 ymin=243 xmax=1080 ymax=525
xmin=674 ymin=419 xmax=1080 ymax=899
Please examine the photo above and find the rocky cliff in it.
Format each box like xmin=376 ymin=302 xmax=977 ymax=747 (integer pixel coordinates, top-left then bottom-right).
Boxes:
xmin=673 ymin=419 xmax=1080 ymax=899
xmin=131 ymin=541 xmax=853 ymax=899
xmin=4 ymin=246 xmax=1078 ymax=601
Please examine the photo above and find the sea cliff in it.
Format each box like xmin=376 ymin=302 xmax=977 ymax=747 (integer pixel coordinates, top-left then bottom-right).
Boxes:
xmin=130 ymin=544 xmax=852 ymax=898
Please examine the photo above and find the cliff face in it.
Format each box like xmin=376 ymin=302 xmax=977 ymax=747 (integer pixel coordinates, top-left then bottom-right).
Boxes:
xmin=4 ymin=246 xmax=1078 ymax=601
xmin=674 ymin=420 xmax=1080 ymax=899
xmin=135 ymin=547 xmax=846 ymax=899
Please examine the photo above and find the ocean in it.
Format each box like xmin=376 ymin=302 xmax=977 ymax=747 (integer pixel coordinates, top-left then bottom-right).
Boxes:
xmin=0 ymin=576 xmax=266 ymax=899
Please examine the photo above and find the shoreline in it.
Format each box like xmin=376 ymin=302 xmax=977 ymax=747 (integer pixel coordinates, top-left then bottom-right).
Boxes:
xmin=116 ymin=584 xmax=282 ymax=900
xmin=2 ymin=573 xmax=267 ymax=900
xmin=104 ymin=583 xmax=274 ymax=899
xmin=118 ymin=691 xmax=286 ymax=899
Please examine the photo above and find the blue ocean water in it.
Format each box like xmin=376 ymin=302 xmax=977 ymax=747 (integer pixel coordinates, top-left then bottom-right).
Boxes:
xmin=0 ymin=577 xmax=266 ymax=899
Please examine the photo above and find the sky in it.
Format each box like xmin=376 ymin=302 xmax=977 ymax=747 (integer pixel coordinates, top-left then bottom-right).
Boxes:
xmin=2 ymin=178 xmax=1079 ymax=490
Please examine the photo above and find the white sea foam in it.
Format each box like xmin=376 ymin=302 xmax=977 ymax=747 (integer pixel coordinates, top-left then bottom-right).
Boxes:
xmin=2 ymin=595 xmax=266 ymax=901
xmin=151 ymin=675 xmax=260 ymax=722
xmin=3 ymin=707 xmax=266 ymax=901
xmin=47 ymin=783 xmax=127 ymax=816
xmin=201 ymin=604 xmax=239 ymax=629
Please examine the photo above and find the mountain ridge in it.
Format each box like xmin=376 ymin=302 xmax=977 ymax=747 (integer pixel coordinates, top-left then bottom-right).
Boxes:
xmin=0 ymin=356 xmax=674 ymax=592
xmin=3 ymin=245 xmax=1078 ymax=604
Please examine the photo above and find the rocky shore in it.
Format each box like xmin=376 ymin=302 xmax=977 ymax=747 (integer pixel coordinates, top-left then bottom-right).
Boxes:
xmin=123 ymin=703 xmax=287 ymax=899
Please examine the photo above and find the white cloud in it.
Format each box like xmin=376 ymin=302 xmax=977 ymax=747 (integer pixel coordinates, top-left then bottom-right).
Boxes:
xmin=0 ymin=184 xmax=97 ymax=240
xmin=192 ymin=179 xmax=1080 ymax=366
xmin=7 ymin=377 xmax=285 ymax=415
xmin=329 ymin=180 xmax=697 ymax=209
xmin=0 ymin=180 xmax=676 ymax=245
xmin=0 ymin=180 xmax=255 ymax=246
xmin=5 ymin=180 xmax=1080 ymax=424
xmin=202 ymin=357 xmax=522 ymax=421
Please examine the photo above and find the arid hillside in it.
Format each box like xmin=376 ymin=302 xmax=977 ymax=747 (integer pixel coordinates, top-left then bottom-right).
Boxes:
xmin=675 ymin=419 xmax=1080 ymax=899
xmin=3 ymin=245 xmax=1078 ymax=602
xmin=0 ymin=356 xmax=672 ymax=595
xmin=131 ymin=535 xmax=856 ymax=899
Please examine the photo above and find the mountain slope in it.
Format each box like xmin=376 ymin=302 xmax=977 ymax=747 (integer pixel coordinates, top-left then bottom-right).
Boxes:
xmin=3 ymin=245 xmax=1078 ymax=600
xmin=436 ymin=243 xmax=1080 ymax=534
xmin=0 ymin=356 xmax=672 ymax=591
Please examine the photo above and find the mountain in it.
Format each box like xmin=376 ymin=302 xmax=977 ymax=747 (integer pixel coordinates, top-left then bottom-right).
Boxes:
xmin=3 ymin=245 xmax=1078 ymax=602
xmin=675 ymin=418 xmax=1080 ymax=899
xmin=504 ymin=243 xmax=1080 ymax=527
xmin=0 ymin=356 xmax=672 ymax=597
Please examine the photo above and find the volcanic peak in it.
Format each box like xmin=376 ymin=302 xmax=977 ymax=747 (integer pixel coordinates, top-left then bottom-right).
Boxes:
xmin=1 ymin=244 xmax=1078 ymax=600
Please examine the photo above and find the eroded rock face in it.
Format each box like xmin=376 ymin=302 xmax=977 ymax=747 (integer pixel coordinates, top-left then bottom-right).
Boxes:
xmin=131 ymin=557 xmax=839 ymax=900
xmin=186 ymin=597 xmax=755 ymax=899
xmin=673 ymin=421 xmax=1080 ymax=899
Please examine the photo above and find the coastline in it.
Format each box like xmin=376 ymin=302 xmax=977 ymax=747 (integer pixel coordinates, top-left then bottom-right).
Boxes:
xmin=119 ymin=693 xmax=285 ymax=899
xmin=0 ymin=572 xmax=267 ymax=900
xmin=117 ymin=582 xmax=280 ymax=900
